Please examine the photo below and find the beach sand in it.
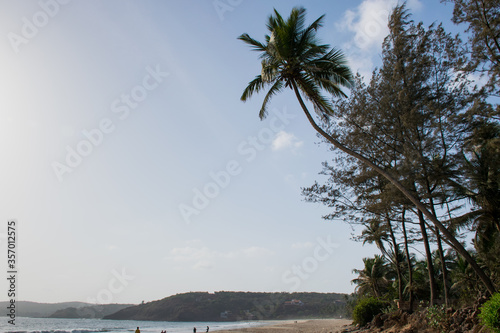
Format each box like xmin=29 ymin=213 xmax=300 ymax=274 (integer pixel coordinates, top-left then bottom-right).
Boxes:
xmin=216 ymin=319 xmax=353 ymax=333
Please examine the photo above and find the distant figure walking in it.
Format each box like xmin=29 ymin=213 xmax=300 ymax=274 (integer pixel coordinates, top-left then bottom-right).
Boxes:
xmin=193 ymin=327 xmax=196 ymax=333
xmin=206 ymin=326 xmax=209 ymax=332
xmin=135 ymin=327 xmax=141 ymax=333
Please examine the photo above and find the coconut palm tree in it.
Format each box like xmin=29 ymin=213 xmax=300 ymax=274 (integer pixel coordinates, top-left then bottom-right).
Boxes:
xmin=238 ymin=6 xmax=496 ymax=294
xmin=238 ymin=7 xmax=352 ymax=120
xmin=352 ymin=255 xmax=392 ymax=298
xmin=449 ymin=252 xmax=479 ymax=302
xmin=361 ymin=219 xmax=390 ymax=258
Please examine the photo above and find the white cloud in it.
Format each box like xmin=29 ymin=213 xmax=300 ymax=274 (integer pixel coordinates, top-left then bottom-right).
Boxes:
xmin=193 ymin=260 xmax=214 ymax=270
xmin=271 ymin=131 xmax=303 ymax=151
xmin=168 ymin=246 xmax=217 ymax=270
xmin=407 ymin=0 xmax=423 ymax=11
xmin=466 ymin=71 xmax=489 ymax=89
xmin=169 ymin=246 xmax=214 ymax=262
xmin=338 ymin=0 xmax=396 ymax=51
xmin=242 ymin=246 xmax=274 ymax=258
xmin=337 ymin=0 xmax=423 ymax=80
xmin=220 ymin=251 xmax=239 ymax=259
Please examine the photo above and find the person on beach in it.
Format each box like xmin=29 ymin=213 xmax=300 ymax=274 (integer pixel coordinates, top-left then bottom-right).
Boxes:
xmin=193 ymin=327 xmax=196 ymax=333
xmin=206 ymin=326 xmax=209 ymax=332
xmin=135 ymin=327 xmax=140 ymax=333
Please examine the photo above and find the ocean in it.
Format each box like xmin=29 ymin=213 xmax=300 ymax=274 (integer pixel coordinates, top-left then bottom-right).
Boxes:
xmin=0 ymin=317 xmax=272 ymax=333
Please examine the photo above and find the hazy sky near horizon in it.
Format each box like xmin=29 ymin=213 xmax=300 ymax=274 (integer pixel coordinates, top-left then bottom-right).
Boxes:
xmin=1 ymin=0 xmax=460 ymax=304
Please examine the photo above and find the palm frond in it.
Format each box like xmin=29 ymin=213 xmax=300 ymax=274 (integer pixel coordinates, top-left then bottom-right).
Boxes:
xmin=300 ymin=44 xmax=330 ymax=62
xmin=239 ymin=7 xmax=353 ymax=122
xmin=237 ymin=33 xmax=267 ymax=52
xmin=297 ymin=15 xmax=325 ymax=52
xmin=259 ymin=79 xmax=284 ymax=120
xmin=294 ymin=75 xmax=334 ymax=118
xmin=241 ymin=75 xmax=265 ymax=101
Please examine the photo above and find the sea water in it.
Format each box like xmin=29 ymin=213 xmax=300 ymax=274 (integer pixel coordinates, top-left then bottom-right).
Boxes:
xmin=0 ymin=317 xmax=271 ymax=333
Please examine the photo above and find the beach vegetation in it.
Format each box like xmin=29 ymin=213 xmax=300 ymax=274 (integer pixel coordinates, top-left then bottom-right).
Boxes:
xmin=239 ymin=3 xmax=498 ymax=300
xmin=479 ymin=292 xmax=500 ymax=332
xmin=239 ymin=1 xmax=499 ymax=329
xmin=352 ymin=297 xmax=389 ymax=326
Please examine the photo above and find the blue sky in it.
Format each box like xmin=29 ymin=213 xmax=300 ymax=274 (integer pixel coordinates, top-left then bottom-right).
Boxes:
xmin=0 ymin=0 xmax=459 ymax=304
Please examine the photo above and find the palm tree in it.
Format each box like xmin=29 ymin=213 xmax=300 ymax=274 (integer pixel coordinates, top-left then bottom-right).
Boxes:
xmin=238 ymin=6 xmax=496 ymax=294
xmin=361 ymin=219 xmax=390 ymax=258
xmin=352 ymin=255 xmax=392 ymax=298
xmin=461 ymin=122 xmax=500 ymax=234
xmin=449 ymin=251 xmax=480 ymax=303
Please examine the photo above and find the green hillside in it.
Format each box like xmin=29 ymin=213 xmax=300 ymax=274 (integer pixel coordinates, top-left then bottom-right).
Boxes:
xmin=0 ymin=301 xmax=89 ymax=318
xmin=104 ymin=291 xmax=347 ymax=321
xmin=48 ymin=303 xmax=135 ymax=319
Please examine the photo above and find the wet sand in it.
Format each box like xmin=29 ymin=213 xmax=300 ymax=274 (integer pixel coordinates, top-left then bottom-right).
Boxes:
xmin=215 ymin=319 xmax=353 ymax=333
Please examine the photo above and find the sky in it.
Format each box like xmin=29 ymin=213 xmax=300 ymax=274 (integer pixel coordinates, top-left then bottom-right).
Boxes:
xmin=0 ymin=0 xmax=461 ymax=304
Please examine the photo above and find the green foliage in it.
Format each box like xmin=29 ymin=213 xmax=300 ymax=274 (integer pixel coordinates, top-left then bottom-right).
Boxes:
xmin=104 ymin=291 xmax=348 ymax=321
xmin=351 ymin=255 xmax=392 ymax=298
xmin=425 ymin=305 xmax=450 ymax=332
xmin=238 ymin=7 xmax=353 ymax=120
xmin=449 ymin=0 xmax=500 ymax=95
xmin=352 ymin=297 xmax=388 ymax=326
xmin=479 ymin=292 xmax=500 ymax=332
xmin=302 ymin=1 xmax=499 ymax=304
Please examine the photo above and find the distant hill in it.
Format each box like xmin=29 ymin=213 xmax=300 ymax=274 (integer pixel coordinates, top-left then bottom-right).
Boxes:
xmin=0 ymin=301 xmax=136 ymax=318
xmin=104 ymin=291 xmax=347 ymax=322
xmin=48 ymin=304 xmax=135 ymax=319
xmin=0 ymin=301 xmax=89 ymax=318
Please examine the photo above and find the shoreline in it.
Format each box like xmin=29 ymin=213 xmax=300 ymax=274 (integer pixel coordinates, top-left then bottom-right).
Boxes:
xmin=213 ymin=319 xmax=353 ymax=333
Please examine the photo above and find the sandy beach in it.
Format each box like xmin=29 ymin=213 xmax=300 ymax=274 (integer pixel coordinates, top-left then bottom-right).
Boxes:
xmin=216 ymin=319 xmax=354 ymax=333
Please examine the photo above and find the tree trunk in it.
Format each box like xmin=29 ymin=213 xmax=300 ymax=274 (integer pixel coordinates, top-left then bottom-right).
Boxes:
xmin=290 ymin=81 xmax=497 ymax=295
xmin=401 ymin=209 xmax=414 ymax=312
xmin=386 ymin=215 xmax=404 ymax=306
xmin=418 ymin=209 xmax=438 ymax=306
xmin=436 ymin=230 xmax=449 ymax=307
xmin=424 ymin=175 xmax=450 ymax=307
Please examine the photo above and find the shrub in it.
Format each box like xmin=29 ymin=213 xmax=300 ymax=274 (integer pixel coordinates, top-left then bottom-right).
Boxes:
xmin=352 ymin=297 xmax=388 ymax=326
xmin=479 ymin=292 xmax=500 ymax=333
xmin=426 ymin=305 xmax=450 ymax=332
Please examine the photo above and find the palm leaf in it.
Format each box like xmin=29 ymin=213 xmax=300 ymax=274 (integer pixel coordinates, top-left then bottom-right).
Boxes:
xmin=259 ymin=79 xmax=284 ymax=119
xmin=237 ymin=33 xmax=267 ymax=52
xmin=241 ymin=75 xmax=265 ymax=101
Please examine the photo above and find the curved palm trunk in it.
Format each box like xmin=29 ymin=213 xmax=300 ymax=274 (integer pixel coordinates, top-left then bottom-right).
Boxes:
xmin=290 ymin=81 xmax=497 ymax=295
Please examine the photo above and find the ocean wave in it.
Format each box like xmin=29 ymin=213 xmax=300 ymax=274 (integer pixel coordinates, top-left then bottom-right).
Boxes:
xmin=7 ymin=330 xmax=105 ymax=333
